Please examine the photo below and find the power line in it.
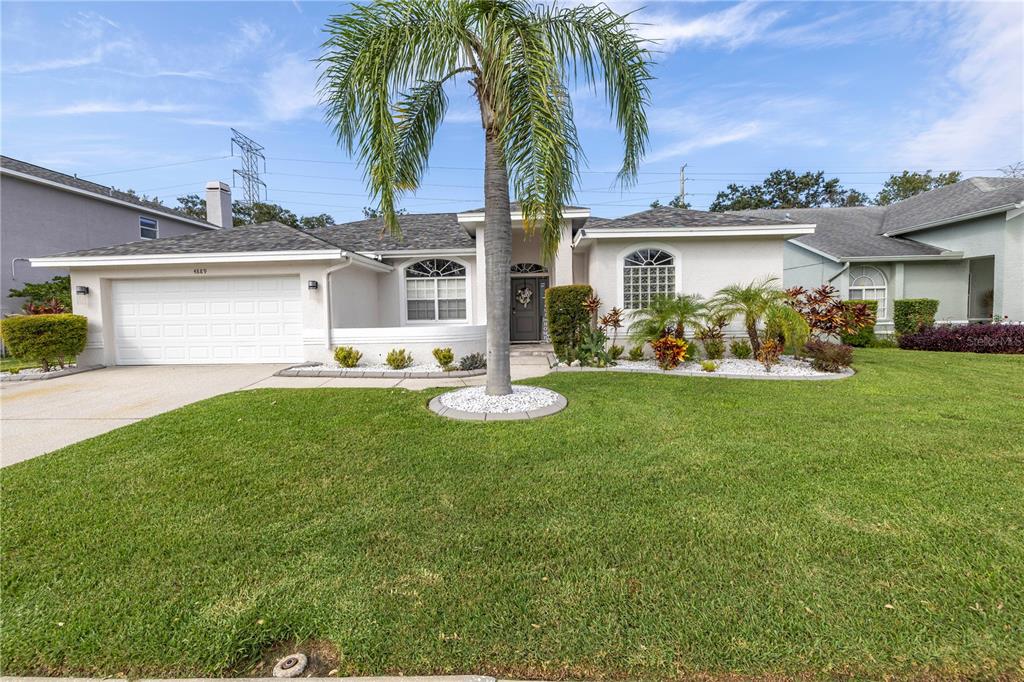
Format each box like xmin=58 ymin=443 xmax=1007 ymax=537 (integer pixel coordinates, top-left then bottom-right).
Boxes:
xmin=81 ymin=155 xmax=232 ymax=179
xmin=231 ymin=128 xmax=267 ymax=208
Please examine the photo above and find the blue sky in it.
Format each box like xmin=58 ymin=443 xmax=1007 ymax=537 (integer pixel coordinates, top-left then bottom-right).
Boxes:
xmin=2 ymin=1 xmax=1022 ymax=221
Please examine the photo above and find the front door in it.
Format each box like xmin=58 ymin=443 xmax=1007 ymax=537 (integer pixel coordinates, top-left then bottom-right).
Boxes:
xmin=511 ymin=277 xmax=546 ymax=342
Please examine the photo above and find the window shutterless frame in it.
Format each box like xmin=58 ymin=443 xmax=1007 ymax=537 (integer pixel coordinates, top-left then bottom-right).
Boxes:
xmin=139 ymin=216 xmax=158 ymax=240
xmin=404 ymin=259 xmax=468 ymax=323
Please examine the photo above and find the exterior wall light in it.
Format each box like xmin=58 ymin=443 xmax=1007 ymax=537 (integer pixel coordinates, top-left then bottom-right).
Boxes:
xmin=75 ymin=285 xmax=90 ymax=295
xmin=307 ymin=280 xmax=319 ymax=290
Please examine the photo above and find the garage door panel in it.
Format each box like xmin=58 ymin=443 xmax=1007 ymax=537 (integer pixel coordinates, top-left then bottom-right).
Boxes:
xmin=112 ymin=276 xmax=303 ymax=365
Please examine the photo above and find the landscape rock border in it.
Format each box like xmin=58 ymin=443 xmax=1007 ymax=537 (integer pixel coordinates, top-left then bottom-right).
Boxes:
xmin=428 ymin=389 xmax=568 ymax=421
xmin=0 ymin=364 xmax=105 ymax=382
xmin=276 ymin=362 xmax=486 ymax=380
xmin=553 ymin=364 xmax=854 ymax=381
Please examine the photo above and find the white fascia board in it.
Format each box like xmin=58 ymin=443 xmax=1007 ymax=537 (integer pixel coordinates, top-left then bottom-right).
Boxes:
xmin=365 ymin=248 xmax=477 ymax=258
xmin=457 ymin=208 xmax=592 ymax=224
xmin=882 ymin=205 xmax=1015 ymax=236
xmin=345 ymin=251 xmax=394 ymax=272
xmin=839 ymin=252 xmax=964 ymax=263
xmin=786 ymin=239 xmax=841 ymax=263
xmin=575 ymin=224 xmax=816 ymax=243
xmin=30 ymin=250 xmax=346 ymax=268
xmin=1 ymin=168 xmax=219 ymax=231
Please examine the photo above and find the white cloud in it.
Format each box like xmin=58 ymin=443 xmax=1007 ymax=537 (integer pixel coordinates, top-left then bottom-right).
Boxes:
xmin=40 ymin=100 xmax=195 ymax=116
xmin=258 ymin=55 xmax=319 ymax=122
xmin=895 ymin=2 xmax=1024 ymax=169
xmin=3 ymin=41 xmax=130 ymax=74
xmin=639 ymin=2 xmax=788 ymax=51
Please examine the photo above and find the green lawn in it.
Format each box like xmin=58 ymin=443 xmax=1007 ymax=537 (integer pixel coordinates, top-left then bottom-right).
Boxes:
xmin=0 ymin=356 xmax=38 ymax=373
xmin=2 ymin=349 xmax=1022 ymax=679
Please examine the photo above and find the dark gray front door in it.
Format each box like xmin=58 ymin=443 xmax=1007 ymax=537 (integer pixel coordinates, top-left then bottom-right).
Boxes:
xmin=511 ymin=277 xmax=546 ymax=342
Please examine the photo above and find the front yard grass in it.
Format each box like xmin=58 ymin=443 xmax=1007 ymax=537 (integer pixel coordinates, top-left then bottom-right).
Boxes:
xmin=1 ymin=349 xmax=1022 ymax=678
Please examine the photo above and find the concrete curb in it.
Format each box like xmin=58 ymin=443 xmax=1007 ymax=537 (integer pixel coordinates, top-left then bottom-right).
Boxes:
xmin=0 ymin=364 xmax=105 ymax=382
xmin=276 ymin=365 xmax=486 ymax=380
xmin=428 ymin=392 xmax=568 ymax=421
xmin=551 ymin=364 xmax=855 ymax=381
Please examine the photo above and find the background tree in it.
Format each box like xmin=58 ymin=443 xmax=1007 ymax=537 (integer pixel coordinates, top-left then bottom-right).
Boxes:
xmin=361 ymin=206 xmax=407 ymax=219
xmin=319 ymin=0 xmax=651 ymax=395
xmin=709 ymin=170 xmax=868 ymax=212
xmin=874 ymin=170 xmax=961 ymax=205
xmin=650 ymin=195 xmax=691 ymax=209
xmin=175 ymin=194 xmax=334 ymax=229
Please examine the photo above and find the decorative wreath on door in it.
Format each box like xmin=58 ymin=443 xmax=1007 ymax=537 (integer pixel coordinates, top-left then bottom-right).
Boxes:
xmin=516 ymin=286 xmax=533 ymax=306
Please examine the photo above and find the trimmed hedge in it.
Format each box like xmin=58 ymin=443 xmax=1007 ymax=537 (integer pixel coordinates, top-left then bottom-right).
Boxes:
xmin=893 ymin=298 xmax=939 ymax=335
xmin=898 ymin=324 xmax=1024 ymax=354
xmin=840 ymin=300 xmax=877 ymax=347
xmin=0 ymin=314 xmax=88 ymax=371
xmin=546 ymin=284 xmax=593 ymax=360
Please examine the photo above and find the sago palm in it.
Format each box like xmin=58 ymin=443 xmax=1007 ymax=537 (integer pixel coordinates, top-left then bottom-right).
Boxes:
xmin=710 ymin=276 xmax=789 ymax=353
xmin=318 ymin=0 xmax=652 ymax=394
xmin=628 ymin=293 xmax=706 ymax=346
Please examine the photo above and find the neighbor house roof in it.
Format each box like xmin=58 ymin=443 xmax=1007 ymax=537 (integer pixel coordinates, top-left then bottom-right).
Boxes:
xmin=461 ymin=202 xmax=589 ymax=214
xmin=0 ymin=155 xmax=218 ymax=230
xmin=588 ymin=205 xmax=798 ymax=229
xmin=740 ymin=207 xmax=946 ymax=260
xmin=315 ymin=213 xmax=476 ymax=252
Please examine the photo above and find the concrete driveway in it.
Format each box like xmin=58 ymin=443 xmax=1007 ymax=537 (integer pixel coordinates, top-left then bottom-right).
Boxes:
xmin=1 ymin=365 xmax=286 ymax=467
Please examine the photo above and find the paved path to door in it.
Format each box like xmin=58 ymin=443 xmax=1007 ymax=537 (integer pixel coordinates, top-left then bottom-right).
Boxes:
xmin=1 ymin=365 xmax=286 ymax=467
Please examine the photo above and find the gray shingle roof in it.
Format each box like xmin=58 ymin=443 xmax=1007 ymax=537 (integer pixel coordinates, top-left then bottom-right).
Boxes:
xmin=881 ymin=176 xmax=1024 ymax=233
xmin=586 ymin=205 xmax=797 ymax=229
xmin=315 ymin=213 xmax=475 ymax=251
xmin=42 ymin=222 xmax=340 ymax=258
xmin=0 ymin=155 xmax=216 ymax=228
xmin=740 ymin=207 xmax=945 ymax=259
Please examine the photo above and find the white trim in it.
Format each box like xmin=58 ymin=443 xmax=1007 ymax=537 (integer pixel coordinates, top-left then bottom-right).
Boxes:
xmin=1007 ymin=206 xmax=1024 ymax=221
xmin=573 ymin=224 xmax=815 ymax=246
xmin=398 ymin=256 xmax=472 ymax=326
xmin=0 ymin=167 xmax=219 ymax=231
xmin=457 ymin=208 xmax=591 ymax=223
xmin=330 ymin=324 xmax=486 ymax=345
xmin=367 ymin=248 xmax=476 ymax=258
xmin=786 ymin=239 xmax=842 ymax=263
xmin=882 ymin=205 xmax=1016 ymax=236
xmin=839 ymin=252 xmax=963 ymax=263
xmin=30 ymin=249 xmax=394 ymax=271
xmin=848 ymin=264 xmax=889 ymax=321
xmin=615 ymin=242 xmax=683 ymax=312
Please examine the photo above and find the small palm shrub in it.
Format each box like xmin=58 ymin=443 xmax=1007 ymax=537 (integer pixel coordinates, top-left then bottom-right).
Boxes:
xmin=432 ymin=347 xmax=455 ymax=370
xmin=651 ymin=335 xmax=687 ymax=370
xmin=386 ymin=348 xmax=414 ymax=369
xmin=756 ymin=337 xmax=782 ymax=372
xmin=628 ymin=345 xmax=645 ymax=361
xmin=458 ymin=352 xmax=486 ymax=371
xmin=729 ymin=339 xmax=752 ymax=359
xmin=709 ymin=276 xmax=787 ymax=353
xmin=804 ymin=339 xmax=854 ymax=372
xmin=700 ymin=359 xmax=717 ymax=372
xmin=333 ymin=346 xmax=362 ymax=368
xmin=765 ymin=303 xmax=810 ymax=355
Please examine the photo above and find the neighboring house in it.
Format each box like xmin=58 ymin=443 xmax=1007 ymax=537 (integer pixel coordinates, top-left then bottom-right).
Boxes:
xmin=30 ymin=204 xmax=813 ymax=365
xmin=1 ymin=156 xmax=231 ymax=316
xmin=742 ymin=177 xmax=1024 ymax=333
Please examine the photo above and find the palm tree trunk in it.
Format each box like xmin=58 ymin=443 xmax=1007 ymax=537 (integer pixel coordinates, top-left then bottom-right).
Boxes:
xmin=483 ymin=127 xmax=513 ymax=395
xmin=746 ymin=315 xmax=761 ymax=354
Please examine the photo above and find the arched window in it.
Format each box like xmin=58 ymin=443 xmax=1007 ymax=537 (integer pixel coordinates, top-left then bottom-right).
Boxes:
xmin=511 ymin=262 xmax=546 ymax=274
xmin=405 ymin=259 xmax=467 ymax=321
xmin=849 ymin=265 xmax=888 ymax=319
xmin=623 ymin=248 xmax=675 ymax=308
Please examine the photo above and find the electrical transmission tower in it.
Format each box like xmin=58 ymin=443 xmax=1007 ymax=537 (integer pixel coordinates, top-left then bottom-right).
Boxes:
xmin=230 ymin=128 xmax=266 ymax=207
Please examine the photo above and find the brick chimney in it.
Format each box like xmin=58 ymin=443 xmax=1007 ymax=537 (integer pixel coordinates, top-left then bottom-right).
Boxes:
xmin=205 ymin=181 xmax=232 ymax=228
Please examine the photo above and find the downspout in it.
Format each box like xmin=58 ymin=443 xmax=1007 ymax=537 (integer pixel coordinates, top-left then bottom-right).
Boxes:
xmin=324 ymin=255 xmax=354 ymax=350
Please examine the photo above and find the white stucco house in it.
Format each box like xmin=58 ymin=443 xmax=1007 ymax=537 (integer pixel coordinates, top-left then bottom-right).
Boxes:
xmin=30 ymin=200 xmax=812 ymax=366
xmin=744 ymin=176 xmax=1024 ymax=334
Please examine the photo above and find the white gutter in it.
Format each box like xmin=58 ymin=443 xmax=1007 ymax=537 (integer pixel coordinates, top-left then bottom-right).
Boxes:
xmin=30 ymin=249 xmax=395 ymax=271
xmin=457 ymin=208 xmax=591 ymax=224
xmin=364 ymin=248 xmax=476 ymax=258
xmin=323 ymin=258 xmax=355 ymax=349
xmin=1 ymin=167 xmax=219 ymax=231
xmin=840 ymin=252 xmax=964 ymax=263
xmin=882 ymin=204 xmax=1017 ymax=236
xmin=573 ymin=224 xmax=816 ymax=247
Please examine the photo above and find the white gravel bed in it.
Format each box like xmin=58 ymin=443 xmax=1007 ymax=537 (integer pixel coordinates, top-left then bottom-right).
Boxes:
xmin=438 ymin=385 xmax=560 ymax=414
xmin=1 ymin=364 xmax=75 ymax=377
xmin=601 ymin=356 xmax=838 ymax=377
xmin=321 ymin=361 xmax=446 ymax=373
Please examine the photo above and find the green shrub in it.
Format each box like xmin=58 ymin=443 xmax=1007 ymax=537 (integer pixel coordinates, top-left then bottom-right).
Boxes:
xmin=804 ymin=339 xmax=854 ymax=372
xmin=386 ymin=348 xmax=414 ymax=370
xmin=333 ymin=346 xmax=362 ymax=368
xmin=0 ymin=313 xmax=87 ymax=371
xmin=894 ymin=298 xmax=939 ymax=335
xmin=703 ymin=337 xmax=725 ymax=360
xmin=432 ymin=347 xmax=455 ymax=370
xmin=8 ymin=275 xmax=72 ymax=312
xmin=608 ymin=345 xmax=624 ymax=361
xmin=840 ymin=300 xmax=877 ymax=346
xmin=458 ymin=352 xmax=486 ymax=371
xmin=868 ymin=336 xmax=899 ymax=348
xmin=729 ymin=339 xmax=752 ymax=359
xmin=576 ymin=327 xmax=611 ymax=367
xmin=545 ymin=284 xmax=593 ymax=361
xmin=628 ymin=345 xmax=645 ymax=361
xmin=700 ymin=359 xmax=717 ymax=372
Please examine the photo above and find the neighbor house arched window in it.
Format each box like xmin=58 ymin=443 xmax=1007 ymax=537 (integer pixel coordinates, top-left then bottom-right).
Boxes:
xmin=623 ymin=248 xmax=675 ymax=308
xmin=405 ymin=259 xmax=467 ymax=321
xmin=848 ymin=265 xmax=888 ymax=319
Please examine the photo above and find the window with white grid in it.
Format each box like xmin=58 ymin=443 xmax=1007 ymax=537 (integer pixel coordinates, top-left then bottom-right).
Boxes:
xmin=405 ymin=259 xmax=467 ymax=322
xmin=623 ymin=248 xmax=675 ymax=309
xmin=848 ymin=265 xmax=888 ymax=319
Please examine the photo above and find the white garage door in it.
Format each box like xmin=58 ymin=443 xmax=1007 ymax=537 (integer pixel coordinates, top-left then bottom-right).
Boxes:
xmin=111 ymin=276 xmax=303 ymax=364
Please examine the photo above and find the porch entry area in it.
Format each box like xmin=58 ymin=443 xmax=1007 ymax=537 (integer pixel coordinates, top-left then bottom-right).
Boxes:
xmin=510 ymin=263 xmax=548 ymax=342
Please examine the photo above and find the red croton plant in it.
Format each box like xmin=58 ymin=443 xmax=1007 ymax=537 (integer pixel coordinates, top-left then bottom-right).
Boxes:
xmin=23 ymin=299 xmax=69 ymax=315
xmin=786 ymin=285 xmax=874 ymax=338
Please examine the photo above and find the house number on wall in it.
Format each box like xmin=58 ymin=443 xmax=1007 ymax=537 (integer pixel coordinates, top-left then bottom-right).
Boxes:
xmin=193 ymin=268 xmax=208 ymax=275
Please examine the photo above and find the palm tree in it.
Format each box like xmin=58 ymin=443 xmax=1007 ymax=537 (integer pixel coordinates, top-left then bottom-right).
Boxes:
xmin=627 ymin=293 xmax=706 ymax=347
xmin=319 ymin=0 xmax=651 ymax=395
xmin=709 ymin=276 xmax=789 ymax=353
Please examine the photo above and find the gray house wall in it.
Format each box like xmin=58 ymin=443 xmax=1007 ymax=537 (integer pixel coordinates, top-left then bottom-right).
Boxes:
xmin=783 ymin=242 xmax=843 ymax=290
xmin=1 ymin=175 xmax=212 ymax=315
